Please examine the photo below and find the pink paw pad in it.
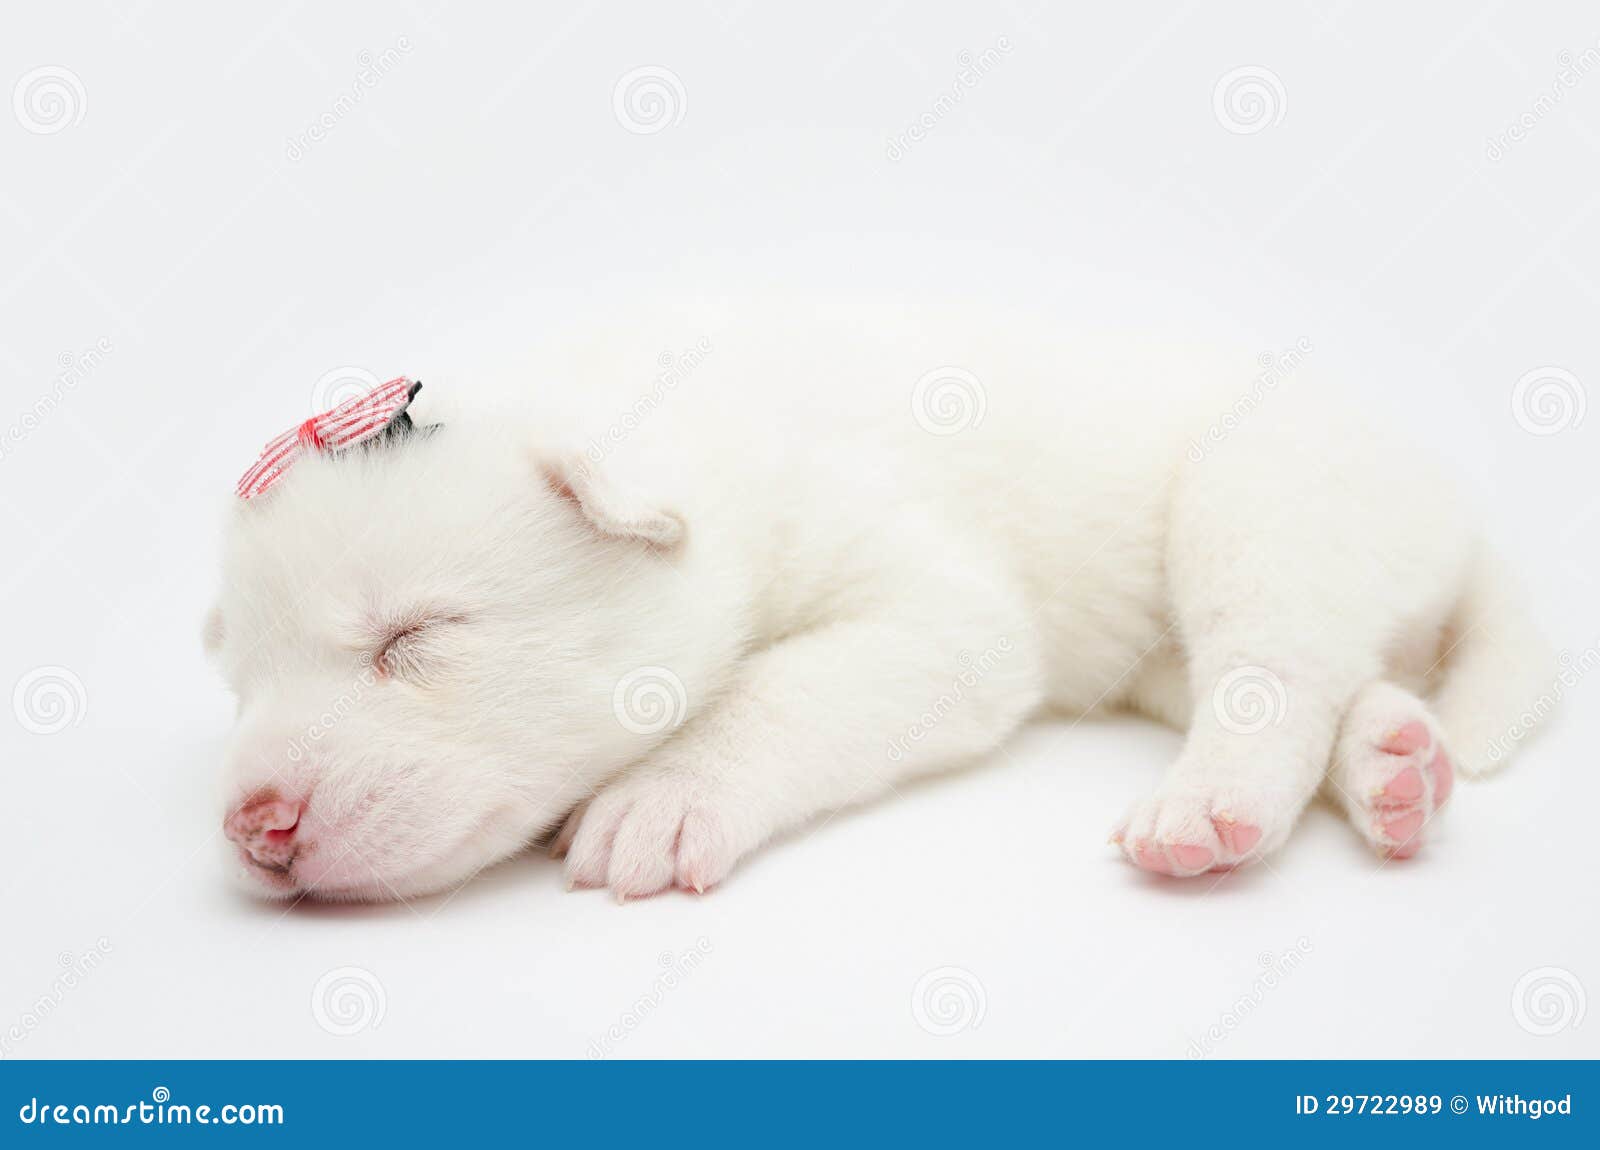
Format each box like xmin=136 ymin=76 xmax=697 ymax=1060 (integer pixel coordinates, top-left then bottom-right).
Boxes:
xmin=1378 ymin=765 xmax=1425 ymax=805
xmin=1116 ymin=805 xmax=1269 ymax=879
xmin=1130 ymin=840 xmax=1214 ymax=876
xmin=1354 ymin=713 xmax=1455 ymax=861
xmin=1380 ymin=808 xmax=1425 ymax=845
xmin=1168 ymin=844 xmax=1214 ymax=872
xmin=1212 ymin=816 xmax=1262 ymax=857
xmin=1426 ymin=749 xmax=1454 ymax=805
xmin=1134 ymin=841 xmax=1172 ymax=874
xmin=1379 ymin=720 xmax=1432 ymax=756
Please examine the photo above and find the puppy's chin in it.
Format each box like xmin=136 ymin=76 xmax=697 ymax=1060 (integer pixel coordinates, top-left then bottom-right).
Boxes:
xmin=223 ymin=830 xmax=511 ymax=904
xmin=225 ymin=848 xmax=304 ymax=901
xmin=226 ymin=857 xmax=434 ymax=904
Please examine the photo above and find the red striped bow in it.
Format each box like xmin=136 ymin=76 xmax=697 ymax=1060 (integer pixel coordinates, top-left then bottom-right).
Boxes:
xmin=236 ymin=378 xmax=422 ymax=500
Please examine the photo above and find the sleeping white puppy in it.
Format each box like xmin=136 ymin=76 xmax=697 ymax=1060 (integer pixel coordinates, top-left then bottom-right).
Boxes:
xmin=206 ymin=305 xmax=1551 ymax=901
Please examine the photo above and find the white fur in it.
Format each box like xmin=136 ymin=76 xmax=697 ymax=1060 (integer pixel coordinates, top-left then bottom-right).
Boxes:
xmin=208 ymin=304 xmax=1553 ymax=900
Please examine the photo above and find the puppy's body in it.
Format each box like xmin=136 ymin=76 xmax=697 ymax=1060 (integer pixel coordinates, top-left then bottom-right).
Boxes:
xmin=210 ymin=307 xmax=1550 ymax=899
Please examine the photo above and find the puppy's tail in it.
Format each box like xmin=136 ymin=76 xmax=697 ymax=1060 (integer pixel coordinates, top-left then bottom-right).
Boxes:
xmin=1430 ymin=548 xmax=1557 ymax=777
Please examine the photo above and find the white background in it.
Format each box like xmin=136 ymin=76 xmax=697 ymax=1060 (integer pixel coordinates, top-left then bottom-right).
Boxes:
xmin=2 ymin=1 xmax=1596 ymax=1058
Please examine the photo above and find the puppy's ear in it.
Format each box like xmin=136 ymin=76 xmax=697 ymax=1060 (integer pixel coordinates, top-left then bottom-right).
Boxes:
xmin=539 ymin=453 xmax=685 ymax=548
xmin=202 ymin=604 xmax=226 ymax=657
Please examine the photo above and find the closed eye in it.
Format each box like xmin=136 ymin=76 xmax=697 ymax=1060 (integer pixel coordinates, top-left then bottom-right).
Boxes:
xmin=374 ymin=625 xmax=422 ymax=676
xmin=371 ymin=613 xmax=467 ymax=679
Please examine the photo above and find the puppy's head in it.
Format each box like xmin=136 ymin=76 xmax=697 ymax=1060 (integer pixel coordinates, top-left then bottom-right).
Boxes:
xmin=206 ymin=409 xmax=695 ymax=901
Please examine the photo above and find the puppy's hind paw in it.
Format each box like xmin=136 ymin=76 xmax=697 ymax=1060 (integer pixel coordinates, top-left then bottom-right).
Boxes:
xmin=1112 ymin=788 xmax=1289 ymax=878
xmin=1332 ymin=710 xmax=1454 ymax=861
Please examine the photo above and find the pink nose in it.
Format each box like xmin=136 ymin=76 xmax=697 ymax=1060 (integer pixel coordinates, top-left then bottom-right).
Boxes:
xmin=224 ymin=795 xmax=302 ymax=870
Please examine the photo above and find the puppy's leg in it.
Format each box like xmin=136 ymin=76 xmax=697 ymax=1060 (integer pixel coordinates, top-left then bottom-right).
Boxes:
xmin=557 ymin=561 xmax=1043 ymax=897
xmin=1115 ymin=403 xmax=1462 ymax=876
xmin=1115 ymin=639 xmax=1358 ymax=875
xmin=1325 ymin=680 xmax=1455 ymax=859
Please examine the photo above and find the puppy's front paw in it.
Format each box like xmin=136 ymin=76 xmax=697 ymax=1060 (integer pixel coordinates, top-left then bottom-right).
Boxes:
xmin=552 ymin=776 xmax=746 ymax=899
